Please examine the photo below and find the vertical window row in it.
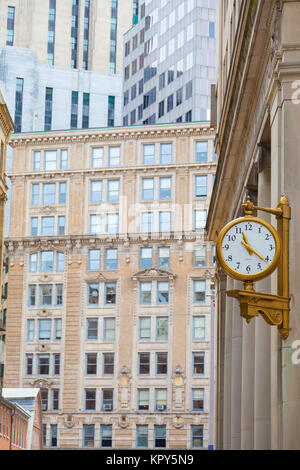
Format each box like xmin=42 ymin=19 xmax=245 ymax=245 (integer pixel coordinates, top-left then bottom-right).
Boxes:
xmin=71 ymin=91 xmax=78 ymax=129
xmin=109 ymin=0 xmax=118 ymax=74
xmin=71 ymin=0 xmax=79 ymax=68
xmin=6 ymin=6 xmax=15 ymax=45
xmin=82 ymin=93 xmax=90 ymax=129
xmin=107 ymin=96 xmax=115 ymax=127
xmin=44 ymin=87 xmax=53 ymax=131
xmin=14 ymin=78 xmax=24 ymax=133
xmin=47 ymin=0 xmax=56 ymax=65
xmin=83 ymin=0 xmax=90 ymax=70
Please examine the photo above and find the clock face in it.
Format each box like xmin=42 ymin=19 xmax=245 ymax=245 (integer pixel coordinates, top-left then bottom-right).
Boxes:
xmin=216 ymin=217 xmax=280 ymax=281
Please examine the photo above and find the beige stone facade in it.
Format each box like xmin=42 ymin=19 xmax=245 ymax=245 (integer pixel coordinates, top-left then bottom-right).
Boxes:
xmin=0 ymin=0 xmax=132 ymax=74
xmin=4 ymin=122 xmax=216 ymax=449
xmin=207 ymin=0 xmax=300 ymax=450
xmin=0 ymin=91 xmax=14 ymax=389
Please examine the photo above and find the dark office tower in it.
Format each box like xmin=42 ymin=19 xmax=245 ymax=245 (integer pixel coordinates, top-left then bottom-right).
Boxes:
xmin=6 ymin=6 xmax=15 ymax=45
xmin=83 ymin=0 xmax=90 ymax=70
xmin=47 ymin=0 xmax=56 ymax=65
xmin=109 ymin=0 xmax=118 ymax=74
xmin=14 ymin=77 xmax=24 ymax=132
xmin=71 ymin=0 xmax=79 ymax=68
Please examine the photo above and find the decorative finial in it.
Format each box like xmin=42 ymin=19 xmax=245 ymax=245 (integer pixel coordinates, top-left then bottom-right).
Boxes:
xmin=242 ymin=195 xmax=254 ymax=216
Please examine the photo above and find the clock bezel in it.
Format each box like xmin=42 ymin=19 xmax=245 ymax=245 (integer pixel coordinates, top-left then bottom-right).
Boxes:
xmin=216 ymin=215 xmax=281 ymax=282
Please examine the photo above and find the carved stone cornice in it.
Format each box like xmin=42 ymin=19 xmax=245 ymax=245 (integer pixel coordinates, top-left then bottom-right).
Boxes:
xmin=8 ymin=123 xmax=216 ymax=148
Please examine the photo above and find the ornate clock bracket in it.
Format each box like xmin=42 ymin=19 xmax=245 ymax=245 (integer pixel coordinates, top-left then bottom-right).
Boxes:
xmin=226 ymin=194 xmax=291 ymax=340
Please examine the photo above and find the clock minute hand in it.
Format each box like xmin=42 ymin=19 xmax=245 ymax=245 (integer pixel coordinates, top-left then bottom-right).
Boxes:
xmin=241 ymin=240 xmax=266 ymax=262
xmin=241 ymin=232 xmax=253 ymax=255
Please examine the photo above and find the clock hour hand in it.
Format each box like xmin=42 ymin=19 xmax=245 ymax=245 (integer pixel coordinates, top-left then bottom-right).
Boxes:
xmin=241 ymin=232 xmax=253 ymax=255
xmin=241 ymin=240 xmax=266 ymax=262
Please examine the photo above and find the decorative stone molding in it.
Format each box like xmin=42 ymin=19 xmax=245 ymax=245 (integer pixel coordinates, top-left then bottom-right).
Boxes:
xmin=132 ymin=267 xmax=176 ymax=281
xmin=64 ymin=414 xmax=76 ymax=428
xmin=37 ymin=309 xmax=52 ymax=317
xmin=172 ymin=365 xmax=186 ymax=410
xmin=172 ymin=415 xmax=185 ymax=429
xmin=118 ymin=366 xmax=131 ymax=410
xmin=30 ymin=378 xmax=54 ymax=388
xmin=84 ymin=272 xmax=109 ymax=283
xmin=118 ymin=415 xmax=129 ymax=429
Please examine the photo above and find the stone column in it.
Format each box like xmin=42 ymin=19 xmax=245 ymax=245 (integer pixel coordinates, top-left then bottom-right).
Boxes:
xmin=254 ymin=147 xmax=271 ymax=449
xmin=230 ymin=279 xmax=243 ymax=449
xmin=223 ymin=275 xmax=233 ymax=449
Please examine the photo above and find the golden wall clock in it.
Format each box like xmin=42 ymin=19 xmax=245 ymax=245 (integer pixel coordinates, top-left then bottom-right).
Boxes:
xmin=216 ymin=216 xmax=281 ymax=282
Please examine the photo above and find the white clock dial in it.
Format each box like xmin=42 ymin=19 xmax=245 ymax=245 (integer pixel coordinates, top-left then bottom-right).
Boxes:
xmin=220 ymin=220 xmax=277 ymax=276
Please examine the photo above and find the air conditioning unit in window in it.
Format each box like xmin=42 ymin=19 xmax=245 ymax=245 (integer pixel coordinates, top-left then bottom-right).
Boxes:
xmin=157 ymin=405 xmax=166 ymax=411
xmin=104 ymin=404 xmax=112 ymax=411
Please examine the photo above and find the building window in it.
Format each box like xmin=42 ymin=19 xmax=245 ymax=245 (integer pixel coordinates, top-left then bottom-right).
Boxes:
xmin=193 ymin=352 xmax=205 ymax=375
xmin=193 ymin=316 xmax=206 ymax=340
xmin=185 ymin=110 xmax=192 ymax=122
xmin=195 ymin=175 xmax=207 ymax=197
xmin=139 ymin=317 xmax=151 ymax=340
xmin=142 ymin=178 xmax=154 ymax=201
xmin=41 ymin=216 xmax=54 ymax=236
xmin=85 ymin=353 xmax=97 ymax=375
xmin=158 ymin=247 xmax=170 ymax=268
xmin=43 ymin=183 xmax=56 ymax=204
xmin=52 ymin=389 xmax=59 ymax=411
xmin=100 ymin=425 xmax=112 ymax=448
xmin=83 ymin=0 xmax=90 ymax=70
xmin=103 ymin=318 xmax=115 ymax=341
xmin=26 ymin=354 xmax=33 ymax=375
xmin=140 ymin=247 xmax=152 ymax=268
xmin=50 ymin=424 xmax=57 ymax=448
xmin=58 ymin=216 xmax=65 ymax=235
xmin=29 ymin=253 xmax=38 ymax=273
xmin=102 ymin=389 xmax=113 ymax=411
xmin=196 ymin=141 xmax=208 ymax=162
xmin=32 ymin=184 xmax=40 ymax=206
xmin=91 ymin=148 xmax=104 ymax=168
xmin=28 ymin=285 xmax=36 ymax=307
xmin=154 ymin=425 xmax=166 ymax=448
xmin=157 ymin=281 xmax=169 ymax=304
xmin=108 ymin=96 xmax=115 ymax=126
xmin=90 ymin=180 xmax=102 ymax=203
xmin=167 ymin=94 xmax=173 ymax=113
xmin=87 ymin=283 xmax=99 ymax=305
xmin=143 ymin=144 xmax=155 ymax=165
xmin=85 ymin=389 xmax=96 ymax=411
xmin=104 ymin=282 xmax=116 ymax=304
xmin=193 ymin=280 xmax=206 ymax=303
xmin=14 ymin=78 xmax=24 ymax=133
xmin=138 ymin=352 xmax=150 ymax=375
xmin=194 ymin=210 xmax=207 ymax=229
xmin=88 ymin=249 xmax=100 ymax=271
xmin=83 ymin=424 xmax=94 ymax=448
xmin=136 ymin=425 xmax=148 ymax=449
xmin=159 ymin=212 xmax=171 ymax=232
xmin=87 ymin=318 xmax=98 ymax=341
xmin=160 ymin=143 xmax=172 ymax=164
xmin=191 ymin=425 xmax=204 ymax=448
xmin=33 ymin=152 xmax=41 ymax=171
xmin=186 ymin=80 xmax=193 ymax=99
xmin=176 ymin=87 xmax=183 ymax=106
xmin=44 ymin=87 xmax=53 ymax=131
xmin=156 ymin=352 xmax=168 ymax=375
xmin=137 ymin=389 xmax=149 ymax=411
xmin=37 ymin=354 xmax=50 ymax=375
xmin=155 ymin=389 xmax=167 ymax=411
xmin=26 ymin=319 xmax=35 ymax=342
xmin=109 ymin=0 xmax=118 ymax=73
xmin=54 ymin=318 xmax=62 ymax=340
xmin=40 ymin=251 xmax=54 ymax=272
xmin=192 ymin=389 xmax=204 ymax=411
xmin=39 ymin=285 xmax=53 ymax=307
xmin=103 ymin=353 xmax=114 ymax=375
xmin=109 ymin=146 xmax=120 ymax=166
xmin=56 ymin=284 xmax=63 ymax=306
xmin=53 ymin=353 xmax=60 ymax=375
xmin=71 ymin=0 xmax=79 ymax=68
xmin=6 ymin=6 xmax=15 ymax=45
xmin=159 ymin=177 xmax=171 ymax=200
xmin=59 ymin=182 xmax=67 ymax=203
xmin=141 ymin=212 xmax=153 ymax=232
xmin=105 ymin=248 xmax=118 ymax=270
xmin=38 ymin=319 xmax=52 ymax=341
xmin=158 ymin=100 xmax=164 ymax=118
xmin=140 ymin=282 xmax=152 ymax=304
xmin=82 ymin=92 xmax=90 ymax=129
xmin=71 ymin=91 xmax=78 ymax=128
xmin=194 ymin=246 xmax=207 ymax=267
xmin=156 ymin=317 xmax=168 ymax=340
xmin=107 ymin=180 xmax=120 ymax=202
xmin=47 ymin=0 xmax=56 ymax=65
xmin=89 ymin=215 xmax=101 ymax=234
xmin=41 ymin=389 xmax=48 ymax=411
